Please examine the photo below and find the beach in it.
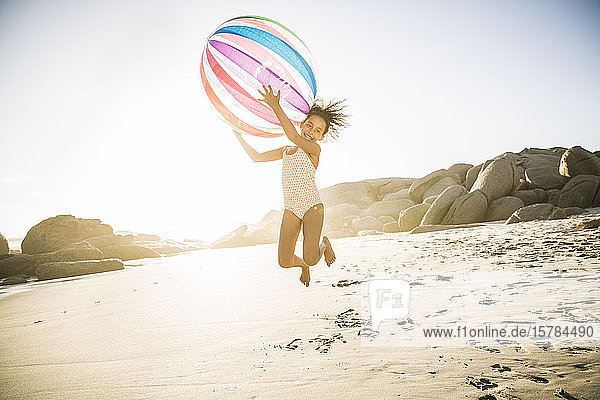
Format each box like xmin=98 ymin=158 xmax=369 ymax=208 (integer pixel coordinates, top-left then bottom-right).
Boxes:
xmin=1 ymin=210 xmax=599 ymax=399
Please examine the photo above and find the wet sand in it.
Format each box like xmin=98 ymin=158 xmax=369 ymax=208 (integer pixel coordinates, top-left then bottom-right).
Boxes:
xmin=1 ymin=211 xmax=599 ymax=399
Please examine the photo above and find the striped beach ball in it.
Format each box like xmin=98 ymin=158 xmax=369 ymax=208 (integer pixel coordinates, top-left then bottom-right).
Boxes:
xmin=200 ymin=16 xmax=318 ymax=137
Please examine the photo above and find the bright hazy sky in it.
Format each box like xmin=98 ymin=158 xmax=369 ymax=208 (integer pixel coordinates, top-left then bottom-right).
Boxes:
xmin=1 ymin=0 xmax=599 ymax=243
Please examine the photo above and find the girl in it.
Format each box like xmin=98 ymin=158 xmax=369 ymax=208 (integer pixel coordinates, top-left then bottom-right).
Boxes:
xmin=234 ymin=85 xmax=349 ymax=287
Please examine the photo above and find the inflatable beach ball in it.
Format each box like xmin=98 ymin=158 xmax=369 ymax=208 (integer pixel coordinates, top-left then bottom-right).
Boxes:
xmin=200 ymin=16 xmax=318 ymax=137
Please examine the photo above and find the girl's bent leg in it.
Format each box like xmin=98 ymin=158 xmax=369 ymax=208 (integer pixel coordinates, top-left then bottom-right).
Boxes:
xmin=302 ymin=203 xmax=325 ymax=266
xmin=278 ymin=209 xmax=306 ymax=268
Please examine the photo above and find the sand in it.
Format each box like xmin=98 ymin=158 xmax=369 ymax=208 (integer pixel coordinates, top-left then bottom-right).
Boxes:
xmin=1 ymin=211 xmax=599 ymax=399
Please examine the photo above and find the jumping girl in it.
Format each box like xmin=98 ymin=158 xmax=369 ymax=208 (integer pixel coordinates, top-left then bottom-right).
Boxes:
xmin=234 ymin=84 xmax=349 ymax=287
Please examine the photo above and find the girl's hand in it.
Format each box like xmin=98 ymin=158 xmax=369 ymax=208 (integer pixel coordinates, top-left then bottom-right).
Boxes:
xmin=257 ymin=84 xmax=280 ymax=109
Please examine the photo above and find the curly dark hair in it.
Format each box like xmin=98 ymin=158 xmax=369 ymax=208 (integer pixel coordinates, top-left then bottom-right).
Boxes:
xmin=302 ymin=98 xmax=349 ymax=140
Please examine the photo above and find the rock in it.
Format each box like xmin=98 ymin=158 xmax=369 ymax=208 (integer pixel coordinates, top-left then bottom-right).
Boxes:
xmin=410 ymin=223 xmax=484 ymax=234
xmin=34 ymin=259 xmax=124 ymax=281
xmin=243 ymin=222 xmax=279 ymax=245
xmin=485 ymin=196 xmax=525 ymax=221
xmin=357 ymin=230 xmax=383 ymax=236
xmin=398 ymin=204 xmax=431 ymax=232
xmin=351 ymin=216 xmax=383 ymax=232
xmin=506 ymin=203 xmax=554 ymax=224
xmin=79 ymin=234 xmax=133 ymax=248
xmin=464 ymin=164 xmax=483 ymax=191
xmin=324 ymin=228 xmax=355 ymax=239
xmin=534 ymin=188 xmax=548 ymax=203
xmin=382 ymin=189 xmax=410 ymax=201
xmin=211 ymin=225 xmax=249 ymax=249
xmin=362 ymin=199 xmax=413 ymax=219
xmin=326 ymin=203 xmax=361 ymax=220
xmin=577 ymin=218 xmax=600 ymax=229
xmin=320 ymin=182 xmax=372 ymax=207
xmin=0 ymin=233 xmax=8 ymax=255
xmin=22 ymin=215 xmax=113 ymax=254
xmin=562 ymin=207 xmax=585 ymax=216
xmin=547 ymin=189 xmax=561 ymax=206
xmin=442 ymin=190 xmax=488 ymax=225
xmin=524 ymin=167 xmax=569 ymax=190
xmin=378 ymin=215 xmax=396 ymax=225
xmin=35 ymin=242 xmax=104 ymax=264
xmin=421 ymin=185 xmax=467 ymax=226
xmin=408 ymin=170 xmax=460 ymax=203
xmin=257 ymin=210 xmax=283 ymax=226
xmin=447 ymin=163 xmax=474 ymax=183
xmin=549 ymin=208 xmax=567 ymax=220
xmin=513 ymin=190 xmax=547 ymax=206
xmin=559 ymin=146 xmax=600 ymax=177
xmin=557 ymin=175 xmax=600 ymax=208
xmin=383 ymin=222 xmax=401 ymax=233
xmin=99 ymin=245 xmax=160 ymax=261
xmin=1 ymin=274 xmax=31 ymax=285
xmin=130 ymin=233 xmax=161 ymax=242
xmin=422 ymin=195 xmax=438 ymax=204
xmin=0 ymin=254 xmax=37 ymax=279
xmin=370 ymin=177 xmax=414 ymax=200
xmin=471 ymin=157 xmax=520 ymax=202
xmin=422 ymin=176 xmax=460 ymax=199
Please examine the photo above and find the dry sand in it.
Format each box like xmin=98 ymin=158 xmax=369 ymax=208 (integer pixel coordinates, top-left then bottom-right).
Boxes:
xmin=1 ymin=211 xmax=599 ymax=399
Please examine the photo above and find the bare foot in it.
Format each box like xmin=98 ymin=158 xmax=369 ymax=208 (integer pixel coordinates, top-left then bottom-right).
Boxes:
xmin=299 ymin=266 xmax=310 ymax=287
xmin=323 ymin=236 xmax=336 ymax=267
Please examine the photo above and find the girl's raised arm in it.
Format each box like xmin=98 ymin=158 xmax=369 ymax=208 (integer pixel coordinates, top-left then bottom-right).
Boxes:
xmin=257 ymin=85 xmax=320 ymax=157
xmin=234 ymin=130 xmax=288 ymax=162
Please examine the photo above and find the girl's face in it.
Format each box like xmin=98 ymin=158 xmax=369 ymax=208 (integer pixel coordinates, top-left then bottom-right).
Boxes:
xmin=300 ymin=115 xmax=327 ymax=142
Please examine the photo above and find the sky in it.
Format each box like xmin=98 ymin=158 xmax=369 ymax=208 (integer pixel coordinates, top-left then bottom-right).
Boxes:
xmin=0 ymin=0 xmax=599 ymax=244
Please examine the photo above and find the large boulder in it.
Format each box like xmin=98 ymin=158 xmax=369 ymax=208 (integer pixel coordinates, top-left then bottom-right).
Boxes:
xmin=513 ymin=189 xmax=547 ymax=206
xmin=421 ymin=185 xmax=467 ymax=226
xmin=557 ymin=175 xmax=600 ymax=208
xmin=362 ymin=199 xmax=413 ymax=219
xmin=422 ymin=176 xmax=460 ymax=199
xmin=368 ymin=177 xmax=414 ymax=200
xmin=485 ymin=196 xmax=525 ymax=221
xmin=22 ymin=215 xmax=113 ymax=254
xmin=35 ymin=242 xmax=105 ymax=264
xmin=398 ymin=204 xmax=430 ymax=232
xmin=442 ymin=190 xmax=488 ymax=225
xmin=559 ymin=146 xmax=600 ymax=178
xmin=0 ymin=233 xmax=8 ymax=255
xmin=382 ymin=222 xmax=401 ymax=233
xmin=524 ymin=167 xmax=569 ymax=190
xmin=0 ymin=254 xmax=37 ymax=279
xmin=99 ymin=245 xmax=160 ymax=261
xmin=351 ymin=216 xmax=383 ymax=232
xmin=506 ymin=203 xmax=554 ymax=224
xmin=382 ymin=189 xmax=410 ymax=201
xmin=422 ymin=195 xmax=438 ymax=204
xmin=547 ymin=189 xmax=562 ymax=206
xmin=408 ymin=170 xmax=460 ymax=203
xmin=326 ymin=203 xmax=361 ymax=220
xmin=447 ymin=163 xmax=474 ymax=183
xmin=471 ymin=157 xmax=520 ymax=202
xmin=79 ymin=234 xmax=134 ymax=248
xmin=34 ymin=259 xmax=124 ymax=281
xmin=320 ymin=182 xmax=372 ymax=208
xmin=464 ymin=164 xmax=483 ymax=190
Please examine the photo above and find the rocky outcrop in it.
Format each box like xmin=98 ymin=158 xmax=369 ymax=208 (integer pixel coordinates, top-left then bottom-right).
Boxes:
xmin=351 ymin=216 xmax=383 ymax=232
xmin=382 ymin=189 xmax=410 ymax=201
xmin=559 ymin=146 xmax=600 ymax=178
xmin=422 ymin=176 xmax=459 ymax=199
xmin=34 ymin=259 xmax=124 ymax=281
xmin=447 ymin=163 xmax=474 ymax=183
xmin=524 ymin=167 xmax=569 ymax=190
xmin=408 ymin=170 xmax=461 ymax=203
xmin=363 ymin=199 xmax=413 ymax=219
xmin=0 ymin=233 xmax=8 ymax=255
xmin=506 ymin=203 xmax=554 ymax=224
xmin=513 ymin=189 xmax=548 ymax=206
xmin=557 ymin=175 xmax=600 ymax=208
xmin=382 ymin=222 xmax=401 ymax=233
xmin=485 ymin=196 xmax=525 ymax=222
xmin=464 ymin=164 xmax=483 ymax=191
xmin=471 ymin=157 xmax=520 ymax=202
xmin=22 ymin=215 xmax=113 ymax=254
xmin=442 ymin=190 xmax=488 ymax=225
xmin=398 ymin=203 xmax=431 ymax=232
xmin=320 ymin=182 xmax=372 ymax=208
xmin=421 ymin=185 xmax=466 ymax=226
xmin=410 ymin=223 xmax=484 ymax=234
